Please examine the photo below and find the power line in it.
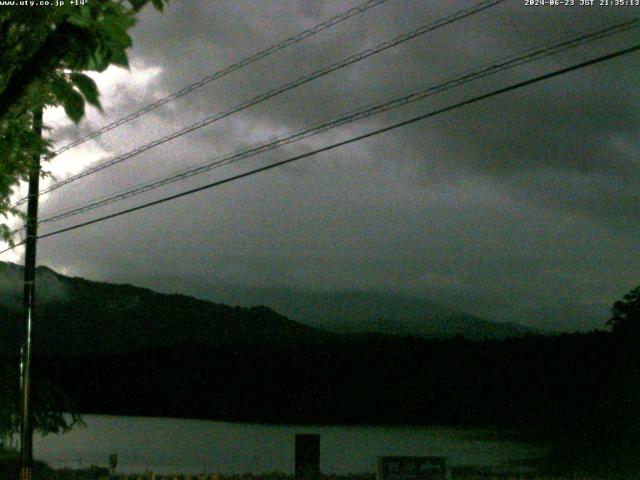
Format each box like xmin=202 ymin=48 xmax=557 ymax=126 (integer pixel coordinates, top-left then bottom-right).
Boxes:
xmin=1 ymin=43 xmax=635 ymax=255
xmin=32 ymin=18 xmax=639 ymax=228
xmin=16 ymin=0 xmax=505 ymax=205
xmin=10 ymin=0 xmax=390 ymax=210
xmin=51 ymin=0 xmax=392 ymax=157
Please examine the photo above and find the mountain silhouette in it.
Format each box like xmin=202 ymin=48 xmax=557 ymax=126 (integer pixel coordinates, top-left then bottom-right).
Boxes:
xmin=0 ymin=262 xmax=330 ymax=356
xmin=0 ymin=262 xmax=535 ymax=357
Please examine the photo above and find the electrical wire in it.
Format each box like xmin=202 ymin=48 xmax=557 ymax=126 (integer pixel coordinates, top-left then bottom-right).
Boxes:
xmin=32 ymin=18 xmax=639 ymax=228
xmin=14 ymin=0 xmax=505 ymax=206
xmin=2 ymin=42 xmax=636 ymax=255
xmin=51 ymin=0 xmax=392 ymax=157
xmin=9 ymin=0 xmax=390 ymax=210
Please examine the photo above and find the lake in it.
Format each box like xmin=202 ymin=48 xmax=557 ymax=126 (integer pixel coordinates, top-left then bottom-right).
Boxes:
xmin=33 ymin=415 xmax=546 ymax=474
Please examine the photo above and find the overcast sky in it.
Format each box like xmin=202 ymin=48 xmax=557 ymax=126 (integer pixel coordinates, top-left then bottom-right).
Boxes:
xmin=2 ymin=0 xmax=639 ymax=332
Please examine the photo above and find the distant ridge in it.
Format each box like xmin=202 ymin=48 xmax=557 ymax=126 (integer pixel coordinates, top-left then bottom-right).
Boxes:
xmin=153 ymin=283 xmax=540 ymax=340
xmin=0 ymin=262 xmax=537 ymax=357
xmin=0 ymin=262 xmax=332 ymax=356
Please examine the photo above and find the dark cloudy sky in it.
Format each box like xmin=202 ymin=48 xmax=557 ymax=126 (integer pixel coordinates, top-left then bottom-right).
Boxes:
xmin=3 ymin=0 xmax=639 ymax=332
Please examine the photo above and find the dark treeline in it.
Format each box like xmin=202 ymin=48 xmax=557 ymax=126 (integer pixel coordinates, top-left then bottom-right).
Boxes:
xmin=2 ymin=328 xmax=639 ymax=474
xmin=3 ymin=330 xmax=638 ymax=469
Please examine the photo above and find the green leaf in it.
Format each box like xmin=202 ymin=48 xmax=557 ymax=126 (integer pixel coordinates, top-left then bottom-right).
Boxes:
xmin=62 ymin=88 xmax=85 ymax=123
xmin=86 ymin=45 xmax=110 ymax=72
xmin=66 ymin=4 xmax=94 ymax=28
xmin=110 ymin=48 xmax=130 ymax=69
xmin=49 ymin=74 xmax=71 ymax=101
xmin=70 ymin=73 xmax=101 ymax=110
xmin=61 ymin=25 xmax=99 ymax=70
xmin=151 ymin=0 xmax=165 ymax=12
xmin=101 ymin=18 xmax=132 ymax=49
xmin=50 ymin=76 xmax=85 ymax=123
xmin=128 ymin=0 xmax=149 ymax=13
xmin=66 ymin=15 xmax=90 ymax=29
xmin=111 ymin=6 xmax=136 ymax=30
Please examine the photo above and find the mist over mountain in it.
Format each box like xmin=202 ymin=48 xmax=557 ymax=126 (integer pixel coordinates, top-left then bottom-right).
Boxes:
xmin=0 ymin=262 xmax=330 ymax=356
xmin=0 ymin=262 xmax=536 ymax=357
xmin=123 ymin=279 xmax=540 ymax=339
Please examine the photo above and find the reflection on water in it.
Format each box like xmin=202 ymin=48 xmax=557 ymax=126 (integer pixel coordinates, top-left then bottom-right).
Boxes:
xmin=34 ymin=415 xmax=545 ymax=474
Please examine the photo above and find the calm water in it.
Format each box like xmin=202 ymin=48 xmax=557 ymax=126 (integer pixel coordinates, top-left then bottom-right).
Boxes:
xmin=34 ymin=415 xmax=545 ymax=474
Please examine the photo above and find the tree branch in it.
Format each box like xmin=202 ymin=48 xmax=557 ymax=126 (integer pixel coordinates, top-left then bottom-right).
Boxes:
xmin=0 ymin=18 xmax=81 ymax=121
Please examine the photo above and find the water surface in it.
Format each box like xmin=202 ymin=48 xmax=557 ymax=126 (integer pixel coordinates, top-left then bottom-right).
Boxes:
xmin=34 ymin=415 xmax=545 ymax=474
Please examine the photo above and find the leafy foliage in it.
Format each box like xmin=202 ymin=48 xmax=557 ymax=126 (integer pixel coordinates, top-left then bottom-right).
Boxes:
xmin=607 ymin=285 xmax=640 ymax=338
xmin=0 ymin=0 xmax=168 ymax=445
xmin=0 ymin=0 xmax=169 ymax=241
xmin=0 ymin=366 xmax=83 ymax=451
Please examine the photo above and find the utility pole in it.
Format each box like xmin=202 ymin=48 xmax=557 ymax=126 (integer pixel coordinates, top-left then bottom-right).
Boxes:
xmin=20 ymin=107 xmax=42 ymax=480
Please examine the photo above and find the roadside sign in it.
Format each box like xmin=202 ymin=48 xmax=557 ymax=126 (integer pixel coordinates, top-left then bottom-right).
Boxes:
xmin=377 ymin=456 xmax=447 ymax=480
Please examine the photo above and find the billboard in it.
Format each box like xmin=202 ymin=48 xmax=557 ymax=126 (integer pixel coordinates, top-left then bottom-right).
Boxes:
xmin=377 ymin=456 xmax=447 ymax=480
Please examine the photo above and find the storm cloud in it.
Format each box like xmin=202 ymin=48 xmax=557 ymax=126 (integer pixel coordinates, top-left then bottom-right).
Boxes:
xmin=4 ymin=0 xmax=639 ymax=332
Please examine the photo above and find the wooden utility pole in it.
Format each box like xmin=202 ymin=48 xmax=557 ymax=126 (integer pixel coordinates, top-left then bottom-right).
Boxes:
xmin=20 ymin=107 xmax=42 ymax=480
